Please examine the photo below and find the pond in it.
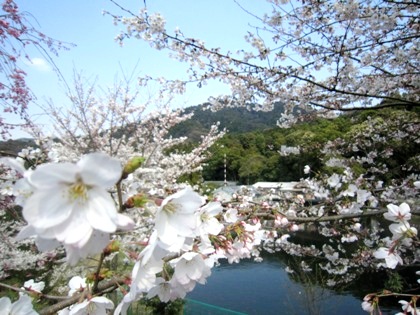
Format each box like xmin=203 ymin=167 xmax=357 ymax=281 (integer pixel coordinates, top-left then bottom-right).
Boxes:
xmin=186 ymin=253 xmax=401 ymax=315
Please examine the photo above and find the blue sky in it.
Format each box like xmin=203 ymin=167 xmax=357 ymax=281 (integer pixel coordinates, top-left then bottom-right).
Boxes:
xmin=10 ymin=0 xmax=273 ymax=138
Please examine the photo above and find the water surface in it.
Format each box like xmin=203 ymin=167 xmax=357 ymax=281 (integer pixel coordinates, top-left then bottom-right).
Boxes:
xmin=187 ymin=256 xmax=399 ymax=315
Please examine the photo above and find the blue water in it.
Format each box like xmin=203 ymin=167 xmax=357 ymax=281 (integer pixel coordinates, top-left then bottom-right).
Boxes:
xmin=187 ymin=257 xmax=399 ymax=315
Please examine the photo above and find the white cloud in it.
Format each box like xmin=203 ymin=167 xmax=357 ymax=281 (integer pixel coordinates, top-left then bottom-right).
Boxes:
xmin=26 ymin=57 xmax=52 ymax=72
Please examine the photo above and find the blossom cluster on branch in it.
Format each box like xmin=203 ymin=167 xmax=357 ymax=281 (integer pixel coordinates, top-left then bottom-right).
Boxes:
xmin=106 ymin=0 xmax=419 ymax=121
xmin=0 ymin=0 xmax=72 ymax=138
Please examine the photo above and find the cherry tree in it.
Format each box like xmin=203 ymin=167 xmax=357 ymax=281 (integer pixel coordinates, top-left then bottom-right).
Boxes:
xmin=0 ymin=1 xmax=418 ymax=314
xmin=0 ymin=0 xmax=70 ymax=138
xmin=108 ymin=0 xmax=419 ymax=122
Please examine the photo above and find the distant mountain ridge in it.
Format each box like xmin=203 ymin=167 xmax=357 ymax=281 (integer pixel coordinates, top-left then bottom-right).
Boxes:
xmin=0 ymin=102 xmax=286 ymax=153
xmin=169 ymin=102 xmax=285 ymax=141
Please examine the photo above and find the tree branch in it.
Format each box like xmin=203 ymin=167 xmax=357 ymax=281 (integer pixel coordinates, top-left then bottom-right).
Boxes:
xmin=38 ymin=277 xmax=127 ymax=315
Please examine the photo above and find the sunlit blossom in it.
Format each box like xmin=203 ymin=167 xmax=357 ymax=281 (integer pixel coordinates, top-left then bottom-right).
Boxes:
xmin=17 ymin=153 xmax=134 ymax=263
xmin=0 ymin=295 xmax=38 ymax=315
xmin=384 ymin=202 xmax=411 ymax=223
xmin=67 ymin=276 xmax=87 ymax=296
xmin=389 ymin=222 xmax=417 ymax=240
xmin=68 ymin=296 xmax=114 ymax=315
xmin=146 ymin=277 xmax=172 ymax=302
xmin=21 ymin=279 xmax=45 ymax=295
xmin=154 ymin=186 xmax=204 ymax=246
xmin=196 ymin=201 xmax=223 ymax=236
xmin=171 ymin=252 xmax=212 ymax=286
xmin=223 ymin=208 xmax=239 ymax=223
xmin=373 ymin=247 xmax=403 ymax=269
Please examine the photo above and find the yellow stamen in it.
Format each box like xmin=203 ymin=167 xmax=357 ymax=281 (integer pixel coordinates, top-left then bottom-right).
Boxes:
xmin=163 ymin=202 xmax=178 ymax=214
xmin=68 ymin=178 xmax=89 ymax=202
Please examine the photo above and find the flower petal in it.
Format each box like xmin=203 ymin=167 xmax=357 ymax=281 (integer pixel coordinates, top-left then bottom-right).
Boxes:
xmin=54 ymin=210 xmax=93 ymax=246
xmin=85 ymin=189 xmax=118 ymax=233
xmin=23 ymin=188 xmax=73 ymax=229
xmin=29 ymin=163 xmax=78 ymax=188
xmin=78 ymin=153 xmax=122 ymax=187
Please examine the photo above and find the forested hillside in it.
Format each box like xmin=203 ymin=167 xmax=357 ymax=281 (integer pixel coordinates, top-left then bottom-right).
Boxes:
xmin=169 ymin=102 xmax=286 ymax=140
xmin=199 ymin=107 xmax=420 ymax=184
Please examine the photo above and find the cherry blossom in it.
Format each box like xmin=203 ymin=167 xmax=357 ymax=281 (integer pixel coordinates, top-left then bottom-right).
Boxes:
xmin=0 ymin=1 xmax=418 ymax=313
xmin=196 ymin=201 xmax=224 ymax=238
xmin=16 ymin=153 xmax=134 ymax=263
xmin=361 ymin=300 xmax=374 ymax=313
xmin=384 ymin=202 xmax=412 ymax=223
xmin=223 ymin=208 xmax=239 ymax=223
xmin=67 ymin=276 xmax=87 ymax=296
xmin=154 ymin=186 xmax=205 ymax=247
xmin=171 ymin=252 xmax=212 ymax=287
xmin=0 ymin=295 xmax=37 ymax=315
xmin=20 ymin=279 xmax=45 ymax=295
xmin=68 ymin=296 xmax=114 ymax=315
xmin=396 ymin=300 xmax=419 ymax=315
xmin=373 ymin=247 xmax=403 ymax=269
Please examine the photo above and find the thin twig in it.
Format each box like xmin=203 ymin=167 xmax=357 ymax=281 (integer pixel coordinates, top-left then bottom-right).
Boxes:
xmin=38 ymin=277 xmax=127 ymax=315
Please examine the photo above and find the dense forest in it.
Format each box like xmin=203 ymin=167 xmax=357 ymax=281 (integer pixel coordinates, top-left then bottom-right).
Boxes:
xmin=168 ymin=102 xmax=286 ymax=140
xmin=173 ymin=106 xmax=419 ymax=185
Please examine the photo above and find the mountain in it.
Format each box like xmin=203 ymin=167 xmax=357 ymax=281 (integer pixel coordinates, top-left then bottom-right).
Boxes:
xmin=0 ymin=138 xmax=36 ymax=156
xmin=0 ymin=102 xmax=286 ymax=153
xmin=168 ymin=102 xmax=286 ymax=141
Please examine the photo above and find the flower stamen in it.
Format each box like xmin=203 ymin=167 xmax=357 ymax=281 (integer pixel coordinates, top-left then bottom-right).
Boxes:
xmin=68 ymin=179 xmax=89 ymax=202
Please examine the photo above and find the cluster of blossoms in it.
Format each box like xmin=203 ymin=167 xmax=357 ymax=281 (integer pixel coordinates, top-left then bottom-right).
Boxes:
xmin=107 ymin=0 xmax=418 ymax=122
xmin=14 ymin=153 xmax=135 ymax=264
xmin=0 ymin=138 xmax=418 ymax=313
xmin=373 ymin=203 xmax=417 ymax=269
xmin=0 ymin=0 xmax=71 ymax=138
xmin=0 ymin=99 xmax=418 ymax=314
xmin=0 ymin=150 xmax=266 ymax=314
xmin=362 ymin=202 xmax=419 ymax=315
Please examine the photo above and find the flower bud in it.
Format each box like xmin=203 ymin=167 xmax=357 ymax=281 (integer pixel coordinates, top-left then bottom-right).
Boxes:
xmin=124 ymin=193 xmax=148 ymax=209
xmin=103 ymin=239 xmax=120 ymax=256
xmin=122 ymin=156 xmax=145 ymax=177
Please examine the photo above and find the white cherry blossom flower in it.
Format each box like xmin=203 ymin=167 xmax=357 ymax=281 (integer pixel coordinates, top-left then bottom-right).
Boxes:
xmin=373 ymin=247 xmax=403 ymax=269
xmin=64 ymin=230 xmax=111 ymax=265
xmin=341 ymin=184 xmax=357 ymax=197
xmin=384 ymin=202 xmax=411 ymax=223
xmin=17 ymin=153 xmax=134 ymax=262
xmin=389 ymin=222 xmax=417 ymax=240
xmin=223 ymin=208 xmax=239 ymax=223
xmin=356 ymin=189 xmax=371 ymax=204
xmin=171 ymin=252 xmax=212 ymax=286
xmin=341 ymin=234 xmax=358 ymax=243
xmin=361 ymin=300 xmax=374 ymax=313
xmin=21 ymin=279 xmax=45 ymax=295
xmin=147 ymin=278 xmax=172 ymax=302
xmin=398 ymin=300 xmax=419 ymax=315
xmin=0 ymin=295 xmax=38 ymax=315
xmin=69 ymin=296 xmax=114 ymax=315
xmin=154 ymin=186 xmax=204 ymax=246
xmin=196 ymin=201 xmax=223 ymax=237
xmin=67 ymin=276 xmax=87 ymax=296
xmin=327 ymin=174 xmax=341 ymax=189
